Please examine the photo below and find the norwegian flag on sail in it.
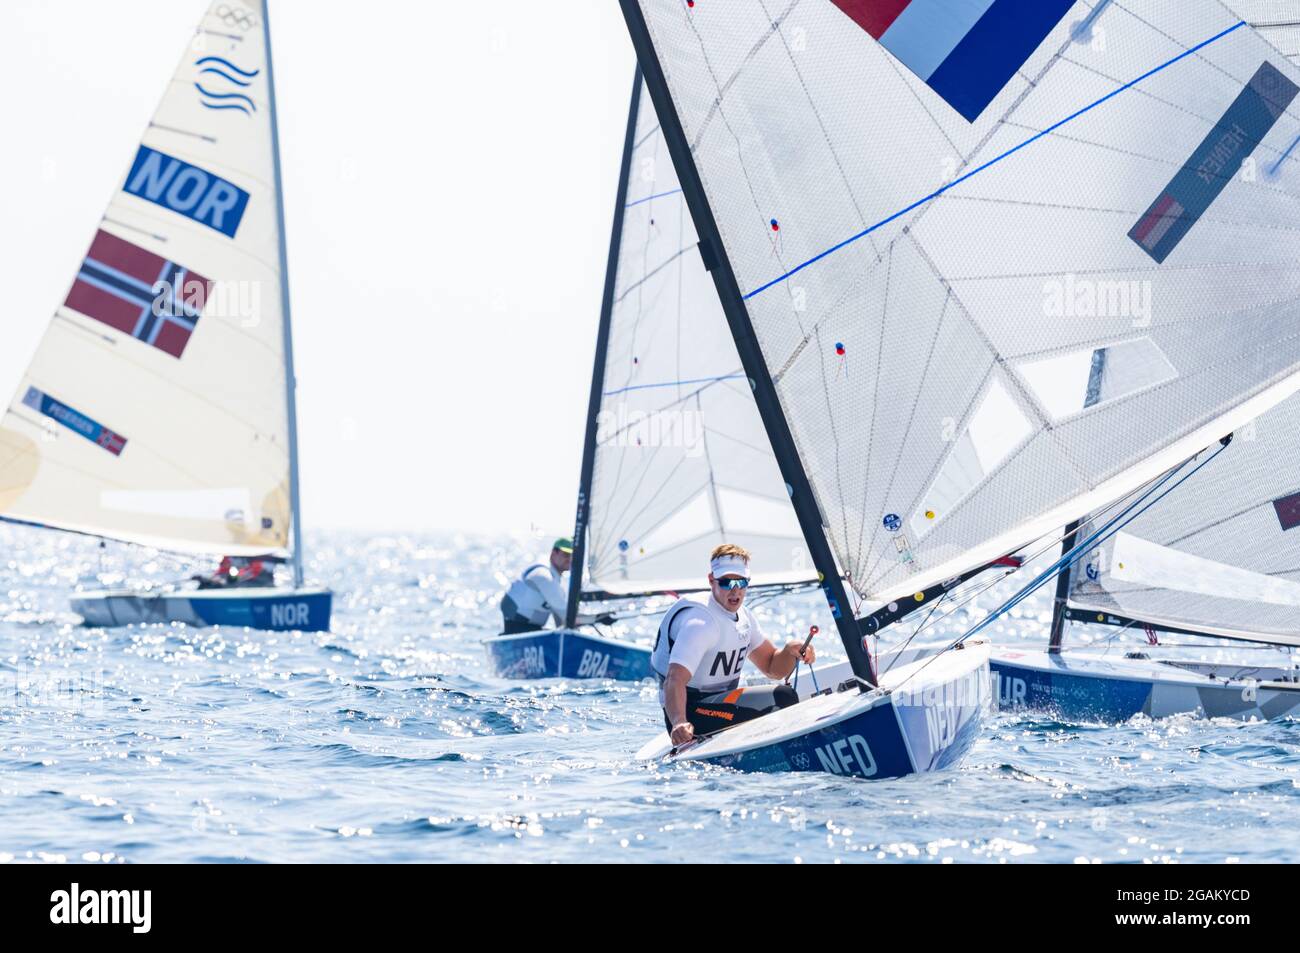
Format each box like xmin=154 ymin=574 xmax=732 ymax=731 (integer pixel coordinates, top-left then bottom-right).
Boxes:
xmin=63 ymin=229 xmax=211 ymax=358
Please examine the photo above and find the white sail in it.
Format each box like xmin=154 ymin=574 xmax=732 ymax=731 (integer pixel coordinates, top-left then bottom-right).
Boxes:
xmin=626 ymin=0 xmax=1300 ymax=609
xmin=583 ymin=78 xmax=812 ymax=596
xmin=1069 ymin=391 xmax=1300 ymax=645
xmin=1225 ymin=0 xmax=1300 ymax=64
xmin=0 ymin=0 xmax=292 ymax=556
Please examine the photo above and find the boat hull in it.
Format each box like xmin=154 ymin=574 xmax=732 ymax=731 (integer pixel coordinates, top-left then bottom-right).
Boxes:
xmin=71 ymin=587 xmax=333 ymax=632
xmin=639 ymin=640 xmax=992 ymax=780
xmin=991 ymin=648 xmax=1300 ymax=722
xmin=483 ymin=628 xmax=653 ymax=681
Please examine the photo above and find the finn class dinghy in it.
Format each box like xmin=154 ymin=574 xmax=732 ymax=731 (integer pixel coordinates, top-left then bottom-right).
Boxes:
xmin=614 ymin=0 xmax=1300 ymax=779
xmin=992 ymin=393 xmax=1300 ymax=722
xmin=0 ymin=0 xmax=330 ymax=632
xmin=985 ymin=0 xmax=1300 ymax=722
xmin=483 ymin=71 xmax=820 ymax=681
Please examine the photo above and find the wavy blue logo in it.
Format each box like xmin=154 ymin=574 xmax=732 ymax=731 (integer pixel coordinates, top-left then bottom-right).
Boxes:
xmin=193 ymin=55 xmax=259 ymax=117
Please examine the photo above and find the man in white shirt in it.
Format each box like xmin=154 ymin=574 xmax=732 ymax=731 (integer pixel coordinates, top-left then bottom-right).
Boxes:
xmin=651 ymin=544 xmax=815 ymax=747
xmin=500 ymin=537 xmax=612 ymax=634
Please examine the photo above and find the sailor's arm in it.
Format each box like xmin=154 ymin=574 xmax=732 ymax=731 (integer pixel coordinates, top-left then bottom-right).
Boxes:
xmin=664 ymin=663 xmax=694 ymax=745
xmin=749 ymin=638 xmax=816 ymax=680
xmin=529 ymin=569 xmax=569 ymax=627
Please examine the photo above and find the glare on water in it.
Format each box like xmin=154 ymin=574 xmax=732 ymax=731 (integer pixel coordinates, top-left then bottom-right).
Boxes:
xmin=0 ymin=524 xmax=1296 ymax=863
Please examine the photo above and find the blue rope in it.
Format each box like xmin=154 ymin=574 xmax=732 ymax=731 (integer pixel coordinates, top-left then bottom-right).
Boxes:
xmin=963 ymin=441 xmax=1231 ymax=643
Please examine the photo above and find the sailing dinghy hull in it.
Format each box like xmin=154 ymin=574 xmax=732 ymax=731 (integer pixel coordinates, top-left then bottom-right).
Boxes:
xmin=638 ymin=640 xmax=992 ymax=780
xmin=71 ymin=587 xmax=332 ymax=632
xmin=991 ymin=649 xmax=1300 ymax=722
xmin=483 ymin=629 xmax=653 ymax=681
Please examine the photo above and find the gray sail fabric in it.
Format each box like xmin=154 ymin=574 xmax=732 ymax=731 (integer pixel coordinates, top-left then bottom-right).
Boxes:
xmin=583 ymin=81 xmax=812 ymax=597
xmin=1225 ymin=0 xmax=1300 ymax=64
xmin=1069 ymin=390 xmax=1300 ymax=645
xmin=629 ymin=0 xmax=1300 ymax=608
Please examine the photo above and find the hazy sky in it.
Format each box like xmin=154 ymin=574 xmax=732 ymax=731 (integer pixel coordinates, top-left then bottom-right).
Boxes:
xmin=0 ymin=0 xmax=637 ymax=536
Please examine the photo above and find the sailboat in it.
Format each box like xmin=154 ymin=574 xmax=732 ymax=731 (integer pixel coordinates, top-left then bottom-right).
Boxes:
xmin=0 ymin=0 xmax=331 ymax=633
xmin=991 ymin=0 xmax=1300 ymax=722
xmin=484 ymin=70 xmax=819 ymax=681
xmin=992 ymin=395 xmax=1300 ymax=722
xmin=618 ymin=0 xmax=1300 ymax=778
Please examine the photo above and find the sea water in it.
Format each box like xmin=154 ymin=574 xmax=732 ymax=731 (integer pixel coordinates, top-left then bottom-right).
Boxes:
xmin=1 ymin=524 xmax=1296 ymax=863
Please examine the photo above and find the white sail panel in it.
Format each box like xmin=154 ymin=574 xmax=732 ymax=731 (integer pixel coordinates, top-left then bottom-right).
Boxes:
xmin=1070 ymin=391 xmax=1300 ymax=644
xmin=584 ymin=80 xmax=814 ymax=596
xmin=1224 ymin=0 xmax=1300 ymax=64
xmin=629 ymin=0 xmax=1300 ymax=607
xmin=0 ymin=1 xmax=290 ymax=556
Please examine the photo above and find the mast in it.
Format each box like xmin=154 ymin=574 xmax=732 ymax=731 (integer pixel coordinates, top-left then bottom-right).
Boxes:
xmin=618 ymin=0 xmax=875 ymax=684
xmin=1049 ymin=348 xmax=1107 ymax=653
xmin=261 ymin=0 xmax=305 ymax=589
xmin=1046 ymin=519 xmax=1080 ymax=654
xmin=565 ymin=70 xmax=643 ymax=629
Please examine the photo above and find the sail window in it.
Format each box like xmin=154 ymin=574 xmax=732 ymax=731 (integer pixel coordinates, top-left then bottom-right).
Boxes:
xmin=716 ymin=486 xmax=802 ymax=539
xmin=912 ymin=374 xmax=1031 ymax=538
xmin=1016 ymin=337 xmax=1177 ymax=422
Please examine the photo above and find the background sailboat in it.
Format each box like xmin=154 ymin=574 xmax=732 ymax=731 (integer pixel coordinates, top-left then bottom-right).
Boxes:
xmin=991 ymin=0 xmax=1300 ymax=721
xmin=484 ymin=70 xmax=818 ymax=680
xmin=619 ymin=0 xmax=1300 ymax=778
xmin=0 ymin=0 xmax=330 ymax=632
xmin=993 ymin=394 xmax=1300 ymax=721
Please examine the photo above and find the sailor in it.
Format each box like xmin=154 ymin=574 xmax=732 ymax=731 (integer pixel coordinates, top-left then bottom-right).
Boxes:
xmin=197 ymin=556 xmax=273 ymax=589
xmin=500 ymin=537 xmax=613 ymax=634
xmin=651 ymin=543 xmax=814 ymax=748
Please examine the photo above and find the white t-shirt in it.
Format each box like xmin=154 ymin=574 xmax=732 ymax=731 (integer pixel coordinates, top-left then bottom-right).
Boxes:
xmin=650 ymin=595 xmax=767 ymax=702
xmin=504 ymin=563 xmax=567 ymax=627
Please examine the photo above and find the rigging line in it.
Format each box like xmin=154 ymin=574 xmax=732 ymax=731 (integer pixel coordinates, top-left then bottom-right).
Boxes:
xmin=633 ymin=122 xmax=663 ymax=150
xmin=595 ymin=379 xmax=749 ymax=444
xmin=742 ymin=20 xmax=1248 ymax=301
xmin=684 ymin=0 xmax=801 ymax=155
xmin=1112 ymin=1 xmax=1300 ymax=127
xmin=625 ymin=188 xmax=682 ymax=208
xmin=760 ymin=0 xmax=881 ymax=259
xmin=879 ymin=465 xmax=1181 ymax=667
xmin=601 ymin=455 xmax=695 ymax=553
xmin=932 ymin=184 xmax=1300 ymax=227
xmin=1270 ymin=134 xmax=1300 ymax=176
xmin=613 ymin=245 xmax=692 ymax=306
xmin=810 ymin=326 xmax=854 ymax=590
xmin=601 ymin=197 xmax=668 ymax=509
xmin=701 ymin=426 xmax=791 ymax=460
xmin=857 ymin=358 xmax=999 ymax=586
xmin=881 ymin=588 xmax=950 ymax=678
xmin=696 ymin=391 xmax=728 ymax=540
xmin=901 ymin=444 xmax=1232 ymax=693
xmin=602 ymin=373 xmax=747 ymax=397
xmin=1051 ymin=49 xmax=1300 ymax=167
xmin=854 ymin=288 xmax=952 ymax=583
xmin=854 ymin=246 xmax=893 ymax=577
xmin=962 ymin=448 xmax=1223 ymax=643
xmin=680 ymin=0 xmax=813 ymax=322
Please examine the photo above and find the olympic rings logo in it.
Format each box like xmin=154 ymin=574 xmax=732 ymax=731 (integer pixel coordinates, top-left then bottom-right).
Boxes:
xmin=214 ymin=3 xmax=258 ymax=32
